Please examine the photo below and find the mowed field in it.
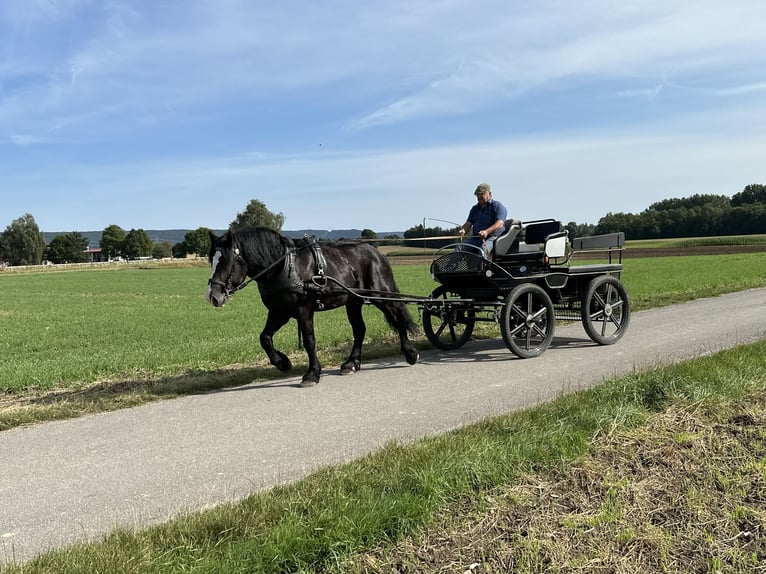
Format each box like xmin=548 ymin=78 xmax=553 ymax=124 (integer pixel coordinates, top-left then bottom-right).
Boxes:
xmin=1 ymin=251 xmax=766 ymax=397
xmin=0 ymin=252 xmax=766 ymax=393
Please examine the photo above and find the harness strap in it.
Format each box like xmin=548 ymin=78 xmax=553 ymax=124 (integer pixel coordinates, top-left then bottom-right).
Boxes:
xmin=213 ymin=236 xmax=328 ymax=299
xmin=208 ymin=245 xmax=292 ymax=296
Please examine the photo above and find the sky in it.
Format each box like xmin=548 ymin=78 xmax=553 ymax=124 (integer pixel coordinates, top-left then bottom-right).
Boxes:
xmin=1 ymin=1 xmax=765 ymax=234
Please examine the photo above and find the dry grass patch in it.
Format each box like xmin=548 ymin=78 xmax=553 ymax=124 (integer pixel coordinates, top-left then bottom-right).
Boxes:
xmin=344 ymin=397 xmax=766 ymax=573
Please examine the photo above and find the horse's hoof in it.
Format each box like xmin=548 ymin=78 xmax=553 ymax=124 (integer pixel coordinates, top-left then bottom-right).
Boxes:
xmin=300 ymin=372 xmax=320 ymax=387
xmin=274 ymin=355 xmax=292 ymax=372
xmin=340 ymin=362 xmax=359 ymax=375
xmin=405 ymin=350 xmax=419 ymax=365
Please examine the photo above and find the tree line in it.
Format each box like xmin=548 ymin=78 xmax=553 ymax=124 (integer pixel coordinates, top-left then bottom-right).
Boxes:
xmin=2 ymin=187 xmax=765 ymax=266
xmin=0 ymin=199 xmax=284 ymax=266
xmin=587 ymin=184 xmax=766 ymax=240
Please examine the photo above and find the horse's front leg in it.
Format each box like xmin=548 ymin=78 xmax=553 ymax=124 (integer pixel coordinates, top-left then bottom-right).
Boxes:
xmin=340 ymin=303 xmax=365 ymax=375
xmin=296 ymin=307 xmax=321 ymax=387
xmin=260 ymin=310 xmax=292 ymax=372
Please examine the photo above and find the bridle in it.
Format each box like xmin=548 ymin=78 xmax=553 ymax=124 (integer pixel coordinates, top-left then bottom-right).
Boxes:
xmin=208 ymin=244 xmax=293 ymax=298
xmin=208 ymin=246 xmax=248 ymax=297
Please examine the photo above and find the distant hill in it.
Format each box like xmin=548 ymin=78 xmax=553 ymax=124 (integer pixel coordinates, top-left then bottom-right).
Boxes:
xmin=43 ymin=229 xmax=404 ymax=247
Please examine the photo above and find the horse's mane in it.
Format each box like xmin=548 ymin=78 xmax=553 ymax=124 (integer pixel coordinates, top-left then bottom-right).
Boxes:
xmin=230 ymin=226 xmax=292 ymax=268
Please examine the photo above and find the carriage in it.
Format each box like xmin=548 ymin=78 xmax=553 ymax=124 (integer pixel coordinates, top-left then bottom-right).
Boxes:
xmin=420 ymin=218 xmax=630 ymax=358
xmin=206 ymin=219 xmax=630 ymax=386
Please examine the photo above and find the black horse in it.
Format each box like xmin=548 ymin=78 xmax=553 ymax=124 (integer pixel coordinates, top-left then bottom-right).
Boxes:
xmin=206 ymin=226 xmax=419 ymax=387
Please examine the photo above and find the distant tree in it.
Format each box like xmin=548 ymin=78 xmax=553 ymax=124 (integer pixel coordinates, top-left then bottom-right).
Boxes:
xmin=181 ymin=227 xmax=214 ymax=257
xmin=123 ymin=229 xmax=154 ymax=259
xmin=564 ymin=221 xmax=596 ymax=240
xmin=403 ymin=224 xmax=460 ymax=239
xmin=152 ymin=241 xmax=173 ymax=259
xmin=2 ymin=213 xmax=45 ymax=266
xmin=649 ymin=194 xmax=729 ymax=211
xmin=0 ymin=233 xmax=6 ymax=263
xmin=230 ymin=199 xmax=285 ymax=231
xmin=594 ymin=212 xmax=640 ymax=237
xmin=48 ymin=232 xmax=90 ymax=264
xmin=172 ymin=242 xmax=186 ymax=258
xmin=360 ymin=228 xmax=378 ymax=247
xmin=727 ymin=203 xmax=766 ymax=234
xmin=100 ymin=224 xmax=126 ymax=260
xmin=732 ymin=183 xmax=766 ymax=206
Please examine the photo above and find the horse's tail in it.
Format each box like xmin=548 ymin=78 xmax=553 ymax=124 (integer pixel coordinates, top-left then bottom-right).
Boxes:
xmin=366 ymin=246 xmax=419 ymax=336
xmin=383 ymin=296 xmax=419 ymax=336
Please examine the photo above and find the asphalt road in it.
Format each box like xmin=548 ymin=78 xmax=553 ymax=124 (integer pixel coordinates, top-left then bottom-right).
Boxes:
xmin=2 ymin=287 xmax=766 ymax=565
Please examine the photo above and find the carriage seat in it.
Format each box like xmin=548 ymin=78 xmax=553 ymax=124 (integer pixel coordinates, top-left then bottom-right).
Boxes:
xmin=492 ymin=219 xmax=522 ymax=257
xmin=496 ymin=219 xmax=564 ymax=262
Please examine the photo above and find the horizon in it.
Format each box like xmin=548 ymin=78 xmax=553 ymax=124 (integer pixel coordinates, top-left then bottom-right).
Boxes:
xmin=2 ymin=2 xmax=765 ymax=232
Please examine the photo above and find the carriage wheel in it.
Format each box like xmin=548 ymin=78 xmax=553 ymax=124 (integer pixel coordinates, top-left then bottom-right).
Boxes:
xmin=581 ymin=275 xmax=631 ymax=345
xmin=500 ymin=283 xmax=555 ymax=359
xmin=422 ymin=285 xmax=475 ymax=350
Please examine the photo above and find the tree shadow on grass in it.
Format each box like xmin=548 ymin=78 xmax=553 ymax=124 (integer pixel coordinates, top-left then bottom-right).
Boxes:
xmin=0 ymin=363 xmax=306 ymax=431
xmin=1 ymin=334 xmax=605 ymax=431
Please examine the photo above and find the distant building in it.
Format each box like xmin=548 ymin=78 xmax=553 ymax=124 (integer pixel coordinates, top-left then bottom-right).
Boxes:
xmin=85 ymin=247 xmax=105 ymax=263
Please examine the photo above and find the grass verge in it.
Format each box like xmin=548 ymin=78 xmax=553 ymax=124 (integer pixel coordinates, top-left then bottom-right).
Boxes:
xmin=3 ymin=340 xmax=765 ymax=573
xmin=345 ymin=396 xmax=766 ymax=573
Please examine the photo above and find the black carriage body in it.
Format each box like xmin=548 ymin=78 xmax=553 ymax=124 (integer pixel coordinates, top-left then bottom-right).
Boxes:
xmin=423 ymin=219 xmax=630 ymax=357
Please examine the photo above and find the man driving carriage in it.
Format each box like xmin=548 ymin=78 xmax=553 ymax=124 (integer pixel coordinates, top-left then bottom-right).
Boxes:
xmin=458 ymin=182 xmax=508 ymax=258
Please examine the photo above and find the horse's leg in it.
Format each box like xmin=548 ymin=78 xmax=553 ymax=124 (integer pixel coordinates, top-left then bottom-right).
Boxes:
xmin=340 ymin=303 xmax=366 ymax=375
xmin=377 ymin=301 xmax=420 ymax=366
xmin=296 ymin=306 xmax=322 ymax=387
xmin=260 ymin=310 xmax=292 ymax=372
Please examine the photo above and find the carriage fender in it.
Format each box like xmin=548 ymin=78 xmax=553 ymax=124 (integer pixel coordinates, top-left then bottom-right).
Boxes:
xmin=544 ymin=273 xmax=569 ymax=289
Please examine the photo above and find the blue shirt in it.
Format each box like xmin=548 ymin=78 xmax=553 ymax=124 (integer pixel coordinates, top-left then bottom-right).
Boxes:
xmin=467 ymin=198 xmax=507 ymax=238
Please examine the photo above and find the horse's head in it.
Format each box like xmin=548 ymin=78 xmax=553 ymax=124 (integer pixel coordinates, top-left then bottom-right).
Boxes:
xmin=206 ymin=231 xmax=248 ymax=307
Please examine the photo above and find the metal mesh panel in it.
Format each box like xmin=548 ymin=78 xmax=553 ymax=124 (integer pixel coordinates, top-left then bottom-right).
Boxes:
xmin=554 ymin=302 xmax=582 ymax=322
xmin=432 ymin=251 xmax=486 ymax=275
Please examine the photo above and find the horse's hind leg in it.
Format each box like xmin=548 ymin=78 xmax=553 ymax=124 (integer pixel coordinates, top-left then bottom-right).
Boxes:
xmin=340 ymin=303 xmax=366 ymax=375
xmin=260 ymin=311 xmax=292 ymax=372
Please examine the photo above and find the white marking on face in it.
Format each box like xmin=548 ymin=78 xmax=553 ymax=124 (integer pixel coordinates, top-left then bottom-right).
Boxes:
xmin=206 ymin=250 xmax=222 ymax=304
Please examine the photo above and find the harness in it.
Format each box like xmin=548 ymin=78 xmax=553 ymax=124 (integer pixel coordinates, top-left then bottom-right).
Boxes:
xmin=209 ymin=236 xmax=327 ymax=300
xmin=207 ymin=245 xmax=283 ymax=297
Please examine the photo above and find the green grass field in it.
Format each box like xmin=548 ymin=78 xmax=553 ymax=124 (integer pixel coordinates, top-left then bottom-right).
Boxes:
xmin=2 ymin=253 xmax=765 ymax=395
xmin=2 ymin=252 xmax=766 ymax=572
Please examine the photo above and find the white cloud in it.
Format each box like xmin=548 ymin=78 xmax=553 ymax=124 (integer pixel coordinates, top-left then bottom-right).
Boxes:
xmin=715 ymin=82 xmax=766 ymax=96
xmin=8 ymin=133 xmax=43 ymax=146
